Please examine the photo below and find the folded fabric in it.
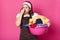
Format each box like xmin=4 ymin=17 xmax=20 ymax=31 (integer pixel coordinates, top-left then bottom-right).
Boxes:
xmin=37 ymin=24 xmax=46 ymax=26
xmin=36 ymin=24 xmax=47 ymax=27
xmin=35 ymin=18 xmax=43 ymax=24
xmin=23 ymin=24 xmax=29 ymax=27
xmin=30 ymin=24 xmax=37 ymax=28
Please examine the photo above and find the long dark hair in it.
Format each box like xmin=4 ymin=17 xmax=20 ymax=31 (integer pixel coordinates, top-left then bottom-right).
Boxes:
xmin=22 ymin=1 xmax=34 ymax=18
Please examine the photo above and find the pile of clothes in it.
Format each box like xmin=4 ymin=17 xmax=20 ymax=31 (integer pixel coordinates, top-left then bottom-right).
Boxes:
xmin=24 ymin=15 xmax=50 ymax=28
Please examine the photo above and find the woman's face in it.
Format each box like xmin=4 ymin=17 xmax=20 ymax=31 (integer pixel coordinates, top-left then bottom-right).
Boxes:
xmin=23 ymin=4 xmax=30 ymax=14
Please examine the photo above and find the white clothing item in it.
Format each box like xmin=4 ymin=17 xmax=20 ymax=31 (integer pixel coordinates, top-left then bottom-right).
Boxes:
xmin=23 ymin=14 xmax=30 ymax=17
xmin=16 ymin=12 xmax=38 ymax=18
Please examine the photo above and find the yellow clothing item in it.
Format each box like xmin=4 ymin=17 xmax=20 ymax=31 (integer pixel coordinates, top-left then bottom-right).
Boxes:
xmin=29 ymin=14 xmax=50 ymax=27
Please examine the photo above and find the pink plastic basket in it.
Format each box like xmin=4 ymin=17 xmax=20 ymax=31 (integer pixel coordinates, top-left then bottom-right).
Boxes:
xmin=29 ymin=25 xmax=48 ymax=35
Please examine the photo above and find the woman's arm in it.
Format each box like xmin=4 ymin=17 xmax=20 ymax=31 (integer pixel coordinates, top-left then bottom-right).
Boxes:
xmin=16 ymin=9 xmax=24 ymax=27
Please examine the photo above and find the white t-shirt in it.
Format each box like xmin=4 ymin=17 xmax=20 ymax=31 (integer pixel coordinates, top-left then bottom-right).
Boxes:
xmin=16 ymin=12 xmax=38 ymax=18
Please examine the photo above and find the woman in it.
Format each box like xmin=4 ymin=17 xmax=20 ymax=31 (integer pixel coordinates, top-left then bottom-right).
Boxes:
xmin=16 ymin=1 xmax=38 ymax=40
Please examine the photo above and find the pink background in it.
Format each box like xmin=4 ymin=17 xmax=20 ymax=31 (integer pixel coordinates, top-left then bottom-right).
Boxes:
xmin=0 ymin=0 xmax=60 ymax=40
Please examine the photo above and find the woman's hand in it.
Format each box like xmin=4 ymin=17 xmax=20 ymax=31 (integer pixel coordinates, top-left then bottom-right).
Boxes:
xmin=20 ymin=8 xmax=25 ymax=15
xmin=16 ymin=8 xmax=25 ymax=27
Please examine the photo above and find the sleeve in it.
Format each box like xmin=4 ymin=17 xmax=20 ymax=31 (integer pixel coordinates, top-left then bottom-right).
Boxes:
xmin=32 ymin=12 xmax=38 ymax=18
xmin=16 ymin=13 xmax=20 ymax=18
xmin=16 ymin=13 xmax=22 ymax=27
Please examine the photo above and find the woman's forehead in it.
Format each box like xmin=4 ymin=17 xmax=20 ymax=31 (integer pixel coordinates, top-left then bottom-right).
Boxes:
xmin=23 ymin=4 xmax=29 ymax=8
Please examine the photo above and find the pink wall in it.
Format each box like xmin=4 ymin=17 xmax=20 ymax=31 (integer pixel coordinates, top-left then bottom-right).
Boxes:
xmin=0 ymin=0 xmax=60 ymax=40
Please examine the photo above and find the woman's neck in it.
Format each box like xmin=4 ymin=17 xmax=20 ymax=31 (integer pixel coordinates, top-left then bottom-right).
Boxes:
xmin=24 ymin=13 xmax=29 ymax=15
xmin=24 ymin=11 xmax=29 ymax=15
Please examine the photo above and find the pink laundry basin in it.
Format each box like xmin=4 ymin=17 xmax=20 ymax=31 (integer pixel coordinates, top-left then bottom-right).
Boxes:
xmin=29 ymin=25 xmax=48 ymax=35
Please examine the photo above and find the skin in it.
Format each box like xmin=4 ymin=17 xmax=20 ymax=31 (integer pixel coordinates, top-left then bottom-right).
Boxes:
xmin=23 ymin=4 xmax=30 ymax=14
xmin=16 ymin=4 xmax=31 ymax=27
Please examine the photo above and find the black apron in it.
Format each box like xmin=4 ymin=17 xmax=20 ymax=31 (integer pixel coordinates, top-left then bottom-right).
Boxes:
xmin=20 ymin=16 xmax=37 ymax=40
